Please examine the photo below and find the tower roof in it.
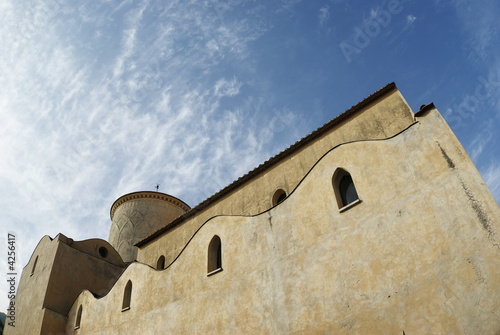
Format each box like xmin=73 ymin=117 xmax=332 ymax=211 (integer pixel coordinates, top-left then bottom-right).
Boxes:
xmin=110 ymin=191 xmax=191 ymax=220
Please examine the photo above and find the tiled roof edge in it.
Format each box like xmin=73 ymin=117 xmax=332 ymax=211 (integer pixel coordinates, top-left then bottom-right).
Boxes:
xmin=110 ymin=191 xmax=191 ymax=220
xmin=136 ymin=82 xmax=397 ymax=247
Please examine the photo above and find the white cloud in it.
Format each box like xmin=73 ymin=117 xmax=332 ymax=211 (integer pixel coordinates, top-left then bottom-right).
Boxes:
xmin=406 ymin=14 xmax=416 ymax=25
xmin=482 ymin=162 xmax=500 ymax=205
xmin=450 ymin=0 xmax=499 ymax=61
xmin=468 ymin=125 xmax=492 ymax=162
xmin=319 ymin=5 xmax=330 ymax=26
xmin=214 ymin=77 xmax=243 ymax=97
xmin=0 ymin=0 xmax=346 ymax=314
xmin=278 ymin=0 xmax=303 ymax=14
xmin=0 ymin=0 xmax=307 ymax=311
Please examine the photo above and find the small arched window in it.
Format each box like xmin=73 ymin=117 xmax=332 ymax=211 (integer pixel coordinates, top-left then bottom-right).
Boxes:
xmin=98 ymin=247 xmax=108 ymax=258
xmin=333 ymin=168 xmax=361 ymax=212
xmin=272 ymin=189 xmax=287 ymax=206
xmin=30 ymin=256 xmax=38 ymax=276
xmin=207 ymin=235 xmax=222 ymax=276
xmin=156 ymin=256 xmax=165 ymax=270
xmin=122 ymin=280 xmax=132 ymax=311
xmin=74 ymin=305 xmax=82 ymax=329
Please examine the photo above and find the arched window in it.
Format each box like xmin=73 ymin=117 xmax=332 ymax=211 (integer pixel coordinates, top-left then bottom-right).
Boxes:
xmin=30 ymin=256 xmax=38 ymax=276
xmin=207 ymin=235 xmax=222 ymax=275
xmin=156 ymin=255 xmax=165 ymax=270
xmin=98 ymin=247 xmax=108 ymax=258
xmin=272 ymin=189 xmax=287 ymax=206
xmin=74 ymin=305 xmax=82 ymax=329
xmin=122 ymin=280 xmax=132 ymax=311
xmin=333 ymin=168 xmax=361 ymax=212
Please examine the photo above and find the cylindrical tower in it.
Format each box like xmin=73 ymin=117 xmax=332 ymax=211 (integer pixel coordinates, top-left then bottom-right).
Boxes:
xmin=109 ymin=191 xmax=190 ymax=262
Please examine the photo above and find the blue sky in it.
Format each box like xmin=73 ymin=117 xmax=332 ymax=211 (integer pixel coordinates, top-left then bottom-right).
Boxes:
xmin=1 ymin=0 xmax=499 ymax=309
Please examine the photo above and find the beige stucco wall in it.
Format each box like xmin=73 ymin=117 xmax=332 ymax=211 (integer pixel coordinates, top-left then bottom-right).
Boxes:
xmin=6 ymin=235 xmax=126 ymax=335
xmin=64 ymin=106 xmax=500 ymax=334
xmin=44 ymin=238 xmax=125 ymax=316
xmin=7 ymin=235 xmax=56 ymax=335
xmin=137 ymin=88 xmax=416 ymax=270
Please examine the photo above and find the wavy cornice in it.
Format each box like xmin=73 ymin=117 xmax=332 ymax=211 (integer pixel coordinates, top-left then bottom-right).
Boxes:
xmin=135 ymin=83 xmax=399 ymax=246
xmin=136 ymin=118 xmax=419 ymax=248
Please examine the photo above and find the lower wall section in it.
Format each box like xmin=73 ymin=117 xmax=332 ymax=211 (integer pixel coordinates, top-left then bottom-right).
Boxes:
xmin=41 ymin=308 xmax=67 ymax=335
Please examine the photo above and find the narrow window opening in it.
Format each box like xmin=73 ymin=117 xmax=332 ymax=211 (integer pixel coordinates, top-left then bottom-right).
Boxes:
xmin=207 ymin=235 xmax=222 ymax=275
xmin=30 ymin=256 xmax=38 ymax=276
xmin=333 ymin=168 xmax=361 ymax=211
xmin=156 ymin=255 xmax=165 ymax=270
xmin=272 ymin=189 xmax=287 ymax=206
xmin=122 ymin=280 xmax=132 ymax=311
xmin=74 ymin=305 xmax=82 ymax=329
xmin=98 ymin=247 xmax=108 ymax=258
xmin=339 ymin=175 xmax=358 ymax=206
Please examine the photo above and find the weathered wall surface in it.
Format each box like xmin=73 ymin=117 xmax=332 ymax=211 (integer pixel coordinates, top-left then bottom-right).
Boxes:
xmin=6 ymin=236 xmax=56 ymax=335
xmin=6 ymin=235 xmax=126 ymax=335
xmin=44 ymin=237 xmax=125 ymax=316
xmin=65 ymin=107 xmax=500 ymax=334
xmin=137 ymin=88 xmax=416 ymax=270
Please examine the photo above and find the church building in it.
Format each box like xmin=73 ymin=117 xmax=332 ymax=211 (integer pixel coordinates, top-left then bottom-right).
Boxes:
xmin=7 ymin=83 xmax=500 ymax=334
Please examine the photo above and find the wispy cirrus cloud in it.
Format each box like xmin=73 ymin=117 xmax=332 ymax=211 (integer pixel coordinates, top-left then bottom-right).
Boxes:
xmin=214 ymin=77 xmax=243 ymax=97
xmin=319 ymin=5 xmax=330 ymax=26
xmin=0 ymin=0 xmax=310 ymax=311
xmin=482 ymin=162 xmax=500 ymax=205
xmin=404 ymin=14 xmax=416 ymax=29
xmin=450 ymin=0 xmax=500 ymax=62
xmin=468 ymin=123 xmax=493 ymax=162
